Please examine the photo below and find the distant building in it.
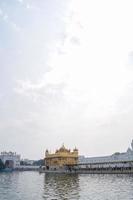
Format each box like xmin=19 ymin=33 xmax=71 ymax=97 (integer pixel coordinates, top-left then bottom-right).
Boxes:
xmin=0 ymin=152 xmax=20 ymax=169
xmin=22 ymin=159 xmax=34 ymax=165
xmin=79 ymin=140 xmax=133 ymax=164
xmin=45 ymin=144 xmax=78 ymax=170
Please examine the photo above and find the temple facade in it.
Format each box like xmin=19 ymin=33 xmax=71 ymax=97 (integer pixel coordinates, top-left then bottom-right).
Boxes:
xmin=45 ymin=145 xmax=78 ymax=170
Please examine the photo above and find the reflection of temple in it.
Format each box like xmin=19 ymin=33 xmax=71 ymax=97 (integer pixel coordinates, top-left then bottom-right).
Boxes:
xmin=45 ymin=145 xmax=78 ymax=170
xmin=44 ymin=173 xmax=79 ymax=199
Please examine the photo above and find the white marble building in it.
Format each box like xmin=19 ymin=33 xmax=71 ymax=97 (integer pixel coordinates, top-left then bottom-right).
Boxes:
xmin=0 ymin=152 xmax=20 ymax=168
xmin=79 ymin=140 xmax=133 ymax=164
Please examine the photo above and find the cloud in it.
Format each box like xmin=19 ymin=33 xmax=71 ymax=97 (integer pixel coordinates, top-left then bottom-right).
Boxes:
xmin=116 ymin=82 xmax=133 ymax=113
xmin=17 ymin=0 xmax=23 ymax=3
xmin=70 ymin=36 xmax=80 ymax=45
xmin=3 ymin=14 xmax=8 ymax=22
xmin=26 ymin=3 xmax=39 ymax=11
xmin=26 ymin=4 xmax=32 ymax=10
xmin=14 ymin=79 xmax=65 ymax=104
xmin=11 ymin=22 xmax=21 ymax=32
xmin=0 ymin=8 xmax=3 ymax=16
xmin=0 ymin=8 xmax=8 ymax=22
xmin=1 ymin=0 xmax=133 ymax=158
xmin=128 ymin=51 xmax=133 ymax=66
xmin=0 ymin=8 xmax=21 ymax=32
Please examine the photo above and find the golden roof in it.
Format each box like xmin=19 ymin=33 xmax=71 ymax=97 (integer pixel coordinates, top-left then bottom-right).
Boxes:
xmin=58 ymin=144 xmax=70 ymax=153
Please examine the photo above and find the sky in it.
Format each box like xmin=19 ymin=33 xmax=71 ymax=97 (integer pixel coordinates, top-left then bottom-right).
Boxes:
xmin=0 ymin=0 xmax=133 ymax=159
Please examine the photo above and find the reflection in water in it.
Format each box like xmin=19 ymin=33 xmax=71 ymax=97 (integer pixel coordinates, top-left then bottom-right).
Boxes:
xmin=79 ymin=174 xmax=133 ymax=200
xmin=43 ymin=173 xmax=80 ymax=200
xmin=0 ymin=172 xmax=20 ymax=199
xmin=1 ymin=172 xmax=133 ymax=200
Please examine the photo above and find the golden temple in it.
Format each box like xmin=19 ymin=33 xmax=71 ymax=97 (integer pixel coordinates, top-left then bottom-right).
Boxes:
xmin=45 ymin=144 xmax=78 ymax=170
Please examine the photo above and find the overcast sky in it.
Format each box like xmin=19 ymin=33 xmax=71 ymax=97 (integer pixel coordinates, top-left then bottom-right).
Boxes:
xmin=1 ymin=0 xmax=133 ymax=159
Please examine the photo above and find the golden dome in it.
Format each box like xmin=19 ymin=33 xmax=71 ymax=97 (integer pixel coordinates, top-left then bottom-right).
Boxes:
xmin=58 ymin=144 xmax=69 ymax=152
xmin=73 ymin=147 xmax=78 ymax=152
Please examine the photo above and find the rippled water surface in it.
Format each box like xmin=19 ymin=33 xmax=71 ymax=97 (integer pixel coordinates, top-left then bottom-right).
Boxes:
xmin=0 ymin=171 xmax=133 ymax=200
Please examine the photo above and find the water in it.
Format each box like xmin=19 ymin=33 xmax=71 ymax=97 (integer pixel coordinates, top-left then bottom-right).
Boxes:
xmin=0 ymin=172 xmax=133 ymax=200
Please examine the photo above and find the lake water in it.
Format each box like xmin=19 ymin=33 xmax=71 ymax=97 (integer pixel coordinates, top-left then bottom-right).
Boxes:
xmin=0 ymin=171 xmax=133 ymax=200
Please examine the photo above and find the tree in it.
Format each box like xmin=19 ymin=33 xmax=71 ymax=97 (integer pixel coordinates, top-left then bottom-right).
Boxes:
xmin=0 ymin=159 xmax=5 ymax=170
xmin=33 ymin=159 xmax=44 ymax=166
